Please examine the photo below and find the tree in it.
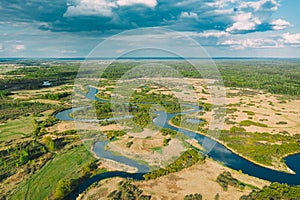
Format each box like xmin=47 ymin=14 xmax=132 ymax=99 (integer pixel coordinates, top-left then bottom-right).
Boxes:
xmin=54 ymin=178 xmax=71 ymax=200
xmin=43 ymin=136 xmax=55 ymax=151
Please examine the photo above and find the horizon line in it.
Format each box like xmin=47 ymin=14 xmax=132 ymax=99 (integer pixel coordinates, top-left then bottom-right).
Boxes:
xmin=1 ymin=56 xmax=300 ymax=61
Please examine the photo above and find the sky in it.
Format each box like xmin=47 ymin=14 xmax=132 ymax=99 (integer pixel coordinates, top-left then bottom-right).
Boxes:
xmin=1 ymin=0 xmax=300 ymax=58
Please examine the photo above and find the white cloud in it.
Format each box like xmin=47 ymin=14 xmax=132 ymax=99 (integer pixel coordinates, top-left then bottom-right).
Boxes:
xmin=60 ymin=50 xmax=77 ymax=54
xmin=213 ymin=9 xmax=234 ymax=15
xmin=64 ymin=0 xmax=117 ymax=17
xmin=219 ymin=38 xmax=281 ymax=49
xmin=226 ymin=12 xmax=261 ymax=33
xmin=64 ymin=0 xmax=157 ymax=17
xmin=184 ymin=31 xmax=230 ymax=38
xmin=281 ymin=33 xmax=300 ymax=44
xmin=117 ymin=0 xmax=157 ymax=8
xmin=15 ymin=44 xmax=25 ymax=51
xmin=271 ymin=19 xmax=291 ymax=30
xmin=240 ymin=0 xmax=279 ymax=12
xmin=206 ymin=0 xmax=237 ymax=8
xmin=180 ymin=12 xmax=198 ymax=20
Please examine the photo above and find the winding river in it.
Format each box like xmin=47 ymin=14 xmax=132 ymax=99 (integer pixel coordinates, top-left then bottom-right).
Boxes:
xmin=57 ymin=87 xmax=300 ymax=198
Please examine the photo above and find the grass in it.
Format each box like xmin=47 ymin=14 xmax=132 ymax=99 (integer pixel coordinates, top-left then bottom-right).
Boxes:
xmin=239 ymin=120 xmax=268 ymax=127
xmin=212 ymin=127 xmax=300 ymax=168
xmin=242 ymin=110 xmax=255 ymax=116
xmin=11 ymin=145 xmax=94 ymax=200
xmin=0 ymin=110 xmax=52 ymax=142
xmin=151 ymin=147 xmax=163 ymax=154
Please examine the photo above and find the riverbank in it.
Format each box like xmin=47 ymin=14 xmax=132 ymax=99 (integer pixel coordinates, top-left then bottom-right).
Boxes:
xmin=168 ymin=120 xmax=296 ymax=174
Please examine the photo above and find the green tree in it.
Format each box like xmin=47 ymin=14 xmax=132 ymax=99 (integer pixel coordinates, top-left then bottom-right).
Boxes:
xmin=54 ymin=178 xmax=71 ymax=200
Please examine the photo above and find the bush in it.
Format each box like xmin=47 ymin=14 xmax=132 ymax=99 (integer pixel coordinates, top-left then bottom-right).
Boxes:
xmin=239 ymin=120 xmax=268 ymax=127
xmin=216 ymin=171 xmax=246 ymax=191
xmin=43 ymin=136 xmax=55 ymax=151
xmin=184 ymin=193 xmax=202 ymax=200
xmin=54 ymin=178 xmax=71 ymax=200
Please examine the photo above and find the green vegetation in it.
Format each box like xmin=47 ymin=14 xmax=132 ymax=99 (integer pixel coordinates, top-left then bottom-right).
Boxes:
xmin=75 ymin=60 xmax=300 ymax=96
xmin=54 ymin=178 xmax=71 ymax=199
xmin=161 ymin=128 xmax=177 ymax=137
xmin=163 ymin=138 xmax=171 ymax=146
xmin=218 ymin=61 xmax=300 ymax=96
xmin=151 ymin=147 xmax=163 ymax=154
xmin=132 ymin=105 xmax=152 ymax=128
xmin=240 ymin=182 xmax=300 ymax=200
xmin=105 ymin=130 xmax=126 ymax=141
xmin=239 ymin=120 xmax=268 ymax=127
xmin=0 ymin=140 xmax=48 ymax=181
xmin=171 ymin=114 xmax=207 ymax=132
xmin=199 ymin=101 xmax=212 ymax=111
xmin=73 ymin=101 xmax=113 ymax=120
xmin=43 ymin=136 xmax=55 ymax=151
xmin=276 ymin=121 xmax=288 ymax=125
xmin=0 ymin=100 xmax=53 ymax=123
xmin=209 ymin=127 xmax=300 ymax=166
xmin=2 ymin=60 xmax=300 ymax=199
xmin=144 ymin=149 xmax=205 ymax=180
xmin=1 ymin=64 xmax=79 ymax=90
xmin=11 ymin=145 xmax=96 ymax=200
xmin=107 ymin=180 xmax=151 ymax=200
xmin=243 ymin=110 xmax=255 ymax=116
xmin=216 ymin=171 xmax=254 ymax=191
xmin=184 ymin=193 xmax=203 ymax=200
xmin=126 ymin=141 xmax=134 ymax=148
xmin=40 ymin=92 xmax=72 ymax=100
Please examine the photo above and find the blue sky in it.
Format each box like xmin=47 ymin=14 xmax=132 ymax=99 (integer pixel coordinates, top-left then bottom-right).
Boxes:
xmin=0 ymin=0 xmax=300 ymax=58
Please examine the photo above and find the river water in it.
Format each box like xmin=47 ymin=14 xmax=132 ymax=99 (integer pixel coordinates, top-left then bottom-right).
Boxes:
xmin=57 ymin=87 xmax=300 ymax=199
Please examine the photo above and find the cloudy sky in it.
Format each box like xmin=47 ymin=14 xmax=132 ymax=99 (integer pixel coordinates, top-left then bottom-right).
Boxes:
xmin=1 ymin=0 xmax=300 ymax=58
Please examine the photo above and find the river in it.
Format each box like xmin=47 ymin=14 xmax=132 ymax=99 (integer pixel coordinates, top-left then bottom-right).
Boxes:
xmin=57 ymin=87 xmax=300 ymax=199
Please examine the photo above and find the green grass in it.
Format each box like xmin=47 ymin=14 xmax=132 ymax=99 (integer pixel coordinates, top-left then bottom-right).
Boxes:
xmin=0 ymin=110 xmax=52 ymax=142
xmin=151 ymin=147 xmax=163 ymax=154
xmin=242 ymin=110 xmax=255 ymax=116
xmin=239 ymin=120 xmax=268 ymax=127
xmin=0 ymin=117 xmax=33 ymax=141
xmin=210 ymin=127 xmax=300 ymax=167
xmin=11 ymin=145 xmax=94 ymax=200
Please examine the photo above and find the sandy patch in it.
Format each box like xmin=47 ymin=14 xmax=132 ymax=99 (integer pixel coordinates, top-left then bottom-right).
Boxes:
xmin=79 ymin=159 xmax=268 ymax=200
xmin=127 ymin=128 xmax=158 ymax=138
xmin=135 ymin=159 xmax=269 ymax=200
xmin=100 ymin=158 xmax=138 ymax=173
xmin=107 ymin=133 xmax=186 ymax=167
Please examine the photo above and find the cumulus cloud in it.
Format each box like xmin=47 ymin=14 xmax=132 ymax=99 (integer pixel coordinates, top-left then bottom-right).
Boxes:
xmin=222 ymin=0 xmax=288 ymax=33
xmin=240 ymin=0 xmax=279 ymax=12
xmin=226 ymin=12 xmax=261 ymax=33
xmin=281 ymin=33 xmax=300 ymax=45
xmin=64 ymin=0 xmax=157 ymax=18
xmin=219 ymin=38 xmax=281 ymax=49
xmin=180 ymin=12 xmax=199 ymax=20
xmin=206 ymin=0 xmax=237 ymax=8
xmin=1 ymin=0 xmax=299 ymax=57
xmin=64 ymin=0 xmax=117 ymax=17
xmin=271 ymin=19 xmax=291 ymax=30
xmin=116 ymin=0 xmax=157 ymax=8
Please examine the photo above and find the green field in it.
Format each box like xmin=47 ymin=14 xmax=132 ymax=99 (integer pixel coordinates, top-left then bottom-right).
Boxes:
xmin=0 ymin=110 xmax=52 ymax=142
xmin=11 ymin=145 xmax=94 ymax=200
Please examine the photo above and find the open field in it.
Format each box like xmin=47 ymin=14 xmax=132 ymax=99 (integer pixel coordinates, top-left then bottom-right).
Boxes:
xmin=107 ymin=130 xmax=186 ymax=167
xmin=0 ymin=110 xmax=53 ymax=142
xmin=1 ymin=60 xmax=300 ymax=200
xmin=79 ymin=158 xmax=269 ymax=200
xmin=10 ymin=144 xmax=95 ymax=200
